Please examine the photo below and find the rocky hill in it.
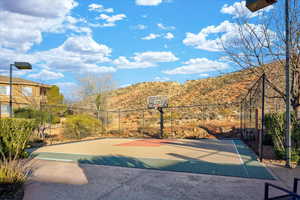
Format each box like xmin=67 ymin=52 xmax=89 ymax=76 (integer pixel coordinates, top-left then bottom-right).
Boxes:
xmin=107 ymin=70 xmax=258 ymax=110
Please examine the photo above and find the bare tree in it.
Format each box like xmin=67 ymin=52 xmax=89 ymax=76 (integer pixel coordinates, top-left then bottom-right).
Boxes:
xmin=76 ymin=73 xmax=117 ymax=116
xmin=222 ymin=1 xmax=300 ymax=117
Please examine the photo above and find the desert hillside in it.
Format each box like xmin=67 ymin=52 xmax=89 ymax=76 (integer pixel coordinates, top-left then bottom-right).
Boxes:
xmin=107 ymin=70 xmax=258 ymax=110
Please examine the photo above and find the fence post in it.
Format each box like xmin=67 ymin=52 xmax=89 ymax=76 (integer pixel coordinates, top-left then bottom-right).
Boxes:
xmin=240 ymin=102 xmax=243 ymax=139
xmin=101 ymin=111 xmax=104 ymax=133
xmin=118 ymin=109 xmax=121 ymax=134
xmin=170 ymin=110 xmax=173 ymax=136
xmin=142 ymin=110 xmax=144 ymax=135
xmin=249 ymin=91 xmax=252 ymax=136
xmin=106 ymin=111 xmax=109 ymax=133
xmin=260 ymin=74 xmax=266 ymax=162
xmin=159 ymin=108 xmax=164 ymax=138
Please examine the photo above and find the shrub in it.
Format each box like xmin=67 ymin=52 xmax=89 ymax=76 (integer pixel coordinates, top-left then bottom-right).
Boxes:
xmin=14 ymin=107 xmax=57 ymax=124
xmin=265 ymin=112 xmax=300 ymax=163
xmin=0 ymin=118 xmax=37 ymax=159
xmin=0 ymin=159 xmax=31 ymax=199
xmin=0 ymin=159 xmax=30 ymax=184
xmin=14 ymin=108 xmax=60 ymax=140
xmin=63 ymin=114 xmax=101 ymax=139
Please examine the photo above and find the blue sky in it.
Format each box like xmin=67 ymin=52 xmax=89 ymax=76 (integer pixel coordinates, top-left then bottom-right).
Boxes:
xmin=0 ymin=0 xmax=276 ymax=98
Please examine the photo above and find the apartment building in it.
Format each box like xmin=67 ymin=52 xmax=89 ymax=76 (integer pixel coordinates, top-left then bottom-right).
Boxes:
xmin=0 ymin=75 xmax=51 ymax=117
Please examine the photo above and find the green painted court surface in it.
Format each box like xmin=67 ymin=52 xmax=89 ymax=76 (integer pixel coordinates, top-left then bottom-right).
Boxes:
xmin=31 ymin=138 xmax=275 ymax=180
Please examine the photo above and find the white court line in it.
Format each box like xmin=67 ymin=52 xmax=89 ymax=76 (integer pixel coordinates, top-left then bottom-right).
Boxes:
xmin=231 ymin=140 xmax=249 ymax=178
xmin=36 ymin=157 xmax=74 ymax=162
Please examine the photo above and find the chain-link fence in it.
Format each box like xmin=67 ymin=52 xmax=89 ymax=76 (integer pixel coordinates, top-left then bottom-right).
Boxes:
xmin=241 ymin=74 xmax=286 ymax=161
xmin=0 ymin=102 xmax=238 ymax=145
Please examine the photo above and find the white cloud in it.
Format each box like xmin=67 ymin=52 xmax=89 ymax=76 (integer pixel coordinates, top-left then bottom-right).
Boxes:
xmin=88 ymin=4 xmax=114 ymax=13
xmin=80 ymin=64 xmax=116 ymax=73
xmin=28 ymin=69 xmax=64 ymax=80
xmin=183 ymin=21 xmax=238 ymax=52
xmin=35 ymin=35 xmax=113 ymax=73
xmin=120 ymin=83 xmax=132 ymax=88
xmin=136 ymin=0 xmax=163 ymax=6
xmin=221 ymin=1 xmax=274 ymax=19
xmin=163 ymin=58 xmax=229 ymax=75
xmin=0 ymin=0 xmax=78 ymax=18
xmin=96 ymin=13 xmax=127 ymax=27
xmin=54 ymin=81 xmax=78 ymax=100
xmin=157 ymin=23 xmax=175 ymax=30
xmin=133 ymin=24 xmax=147 ymax=30
xmin=199 ymin=73 xmax=209 ymax=77
xmin=134 ymin=51 xmax=178 ymax=63
xmin=183 ymin=20 xmax=275 ymax=52
xmin=165 ymin=32 xmax=174 ymax=40
xmin=0 ymin=69 xmax=29 ymax=77
xmin=154 ymin=76 xmax=170 ymax=82
xmin=113 ymin=56 xmax=155 ymax=69
xmin=141 ymin=33 xmax=161 ymax=40
xmin=0 ymin=0 xmax=83 ymax=52
xmin=114 ymin=51 xmax=178 ymax=69
xmin=0 ymin=47 xmax=37 ymax=70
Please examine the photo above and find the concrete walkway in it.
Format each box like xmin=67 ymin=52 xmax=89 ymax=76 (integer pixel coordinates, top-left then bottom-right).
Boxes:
xmin=23 ymin=160 xmax=288 ymax=200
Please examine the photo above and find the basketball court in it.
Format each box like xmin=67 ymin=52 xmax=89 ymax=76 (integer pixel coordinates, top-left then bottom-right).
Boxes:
xmin=31 ymin=138 xmax=274 ymax=180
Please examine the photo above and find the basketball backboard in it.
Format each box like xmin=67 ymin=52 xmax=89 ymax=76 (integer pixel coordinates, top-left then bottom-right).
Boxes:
xmin=147 ymin=96 xmax=168 ymax=109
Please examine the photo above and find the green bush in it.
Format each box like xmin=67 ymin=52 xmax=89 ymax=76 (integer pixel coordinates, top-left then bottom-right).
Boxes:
xmin=265 ymin=112 xmax=300 ymax=163
xmin=0 ymin=118 xmax=37 ymax=159
xmin=14 ymin=107 xmax=57 ymax=124
xmin=63 ymin=114 xmax=101 ymax=139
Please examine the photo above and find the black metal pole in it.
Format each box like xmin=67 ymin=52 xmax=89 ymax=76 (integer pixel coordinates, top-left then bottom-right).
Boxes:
xmin=264 ymin=183 xmax=269 ymax=200
xmin=142 ymin=110 xmax=144 ymax=135
xmin=170 ymin=110 xmax=173 ymax=136
xmin=106 ymin=111 xmax=109 ymax=133
xmin=118 ymin=109 xmax=121 ymax=134
xmin=285 ymin=0 xmax=292 ymax=168
xmin=240 ymin=102 xmax=243 ymax=139
xmin=293 ymin=178 xmax=299 ymax=193
xmin=9 ymin=64 xmax=13 ymax=118
xmin=260 ymin=74 xmax=266 ymax=162
xmin=159 ymin=108 xmax=164 ymax=138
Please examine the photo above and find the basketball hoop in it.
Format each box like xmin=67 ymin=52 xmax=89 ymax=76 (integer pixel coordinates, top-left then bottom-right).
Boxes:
xmin=147 ymin=96 xmax=168 ymax=109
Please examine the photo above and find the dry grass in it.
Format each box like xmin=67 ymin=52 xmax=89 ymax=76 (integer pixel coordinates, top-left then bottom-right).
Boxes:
xmin=0 ymin=159 xmax=31 ymax=184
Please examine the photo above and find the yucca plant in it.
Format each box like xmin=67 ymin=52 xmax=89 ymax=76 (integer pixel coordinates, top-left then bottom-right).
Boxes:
xmin=0 ymin=158 xmax=31 ymax=199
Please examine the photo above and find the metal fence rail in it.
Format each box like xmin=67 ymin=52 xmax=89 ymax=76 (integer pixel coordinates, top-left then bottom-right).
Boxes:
xmin=264 ymin=178 xmax=300 ymax=200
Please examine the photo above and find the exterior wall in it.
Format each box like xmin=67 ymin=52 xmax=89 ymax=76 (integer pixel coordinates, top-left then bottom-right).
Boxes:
xmin=0 ymin=83 xmax=48 ymax=118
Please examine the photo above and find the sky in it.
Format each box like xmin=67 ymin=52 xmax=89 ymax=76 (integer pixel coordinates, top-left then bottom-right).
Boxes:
xmin=0 ymin=0 xmax=276 ymax=99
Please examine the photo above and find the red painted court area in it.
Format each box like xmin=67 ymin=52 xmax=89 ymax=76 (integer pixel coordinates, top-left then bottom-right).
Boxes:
xmin=115 ymin=139 xmax=173 ymax=147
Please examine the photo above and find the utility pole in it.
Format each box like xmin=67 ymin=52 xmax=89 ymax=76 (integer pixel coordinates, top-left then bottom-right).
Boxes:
xmin=285 ymin=0 xmax=292 ymax=168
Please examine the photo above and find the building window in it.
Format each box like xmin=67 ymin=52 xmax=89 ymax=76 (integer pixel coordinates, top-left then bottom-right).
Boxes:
xmin=1 ymin=104 xmax=9 ymax=114
xmin=22 ymin=87 xmax=33 ymax=96
xmin=0 ymin=86 xmax=9 ymax=95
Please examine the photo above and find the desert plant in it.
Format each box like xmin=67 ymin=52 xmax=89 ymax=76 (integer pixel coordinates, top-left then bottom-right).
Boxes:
xmin=0 ymin=118 xmax=36 ymax=159
xmin=14 ymin=107 xmax=59 ymax=139
xmin=265 ymin=112 xmax=300 ymax=163
xmin=0 ymin=159 xmax=30 ymax=184
xmin=63 ymin=114 xmax=101 ymax=139
xmin=0 ymin=158 xmax=31 ymax=200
